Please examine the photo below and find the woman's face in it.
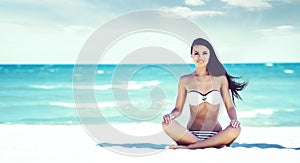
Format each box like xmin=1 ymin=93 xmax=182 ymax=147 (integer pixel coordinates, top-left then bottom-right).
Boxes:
xmin=191 ymin=45 xmax=210 ymax=67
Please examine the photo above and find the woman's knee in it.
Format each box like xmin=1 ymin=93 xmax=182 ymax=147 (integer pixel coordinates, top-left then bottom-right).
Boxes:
xmin=162 ymin=122 xmax=169 ymax=131
xmin=162 ymin=121 xmax=175 ymax=131
xmin=227 ymin=126 xmax=241 ymax=139
xmin=162 ymin=120 xmax=182 ymax=134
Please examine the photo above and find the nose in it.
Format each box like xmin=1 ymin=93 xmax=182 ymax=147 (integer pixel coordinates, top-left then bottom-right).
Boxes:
xmin=198 ymin=54 xmax=205 ymax=59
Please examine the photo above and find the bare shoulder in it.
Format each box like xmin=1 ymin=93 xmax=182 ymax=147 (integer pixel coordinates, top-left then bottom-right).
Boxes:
xmin=213 ymin=75 xmax=228 ymax=85
xmin=179 ymin=73 xmax=193 ymax=85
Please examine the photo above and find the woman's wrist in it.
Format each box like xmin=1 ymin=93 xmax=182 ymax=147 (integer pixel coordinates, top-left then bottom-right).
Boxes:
xmin=169 ymin=113 xmax=175 ymax=119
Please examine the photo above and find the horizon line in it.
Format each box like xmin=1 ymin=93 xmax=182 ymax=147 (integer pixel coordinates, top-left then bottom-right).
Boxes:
xmin=0 ymin=62 xmax=299 ymax=65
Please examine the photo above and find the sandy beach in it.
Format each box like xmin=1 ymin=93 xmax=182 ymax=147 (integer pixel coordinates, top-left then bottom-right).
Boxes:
xmin=0 ymin=124 xmax=299 ymax=163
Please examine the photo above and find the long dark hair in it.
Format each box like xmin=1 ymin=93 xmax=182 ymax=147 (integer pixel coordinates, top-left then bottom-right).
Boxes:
xmin=191 ymin=38 xmax=248 ymax=104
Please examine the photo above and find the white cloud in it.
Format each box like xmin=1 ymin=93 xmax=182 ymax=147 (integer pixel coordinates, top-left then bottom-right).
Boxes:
xmin=250 ymin=25 xmax=300 ymax=62
xmin=101 ymin=31 xmax=191 ymax=64
xmin=255 ymin=25 xmax=296 ymax=38
xmin=206 ymin=25 xmax=300 ymax=63
xmin=0 ymin=0 xmax=114 ymax=25
xmin=268 ymin=0 xmax=294 ymax=3
xmin=0 ymin=0 xmax=115 ymax=64
xmin=185 ymin=0 xmax=205 ymax=6
xmin=222 ymin=0 xmax=272 ymax=11
xmin=275 ymin=25 xmax=295 ymax=31
xmin=2 ymin=0 xmax=95 ymax=10
xmin=0 ymin=21 xmax=94 ymax=64
xmin=255 ymin=25 xmax=298 ymax=50
xmin=161 ymin=6 xmax=224 ymax=18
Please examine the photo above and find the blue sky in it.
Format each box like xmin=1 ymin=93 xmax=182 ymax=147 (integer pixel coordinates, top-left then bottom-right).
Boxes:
xmin=1 ymin=0 xmax=300 ymax=64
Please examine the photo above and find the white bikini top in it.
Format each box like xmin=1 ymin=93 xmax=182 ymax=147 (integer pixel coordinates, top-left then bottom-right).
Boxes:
xmin=187 ymin=90 xmax=223 ymax=105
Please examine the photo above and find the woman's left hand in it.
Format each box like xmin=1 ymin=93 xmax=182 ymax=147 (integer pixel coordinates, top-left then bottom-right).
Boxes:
xmin=230 ymin=119 xmax=240 ymax=128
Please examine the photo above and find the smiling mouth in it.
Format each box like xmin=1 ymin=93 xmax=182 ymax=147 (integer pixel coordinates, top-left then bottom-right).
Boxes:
xmin=197 ymin=59 xmax=204 ymax=63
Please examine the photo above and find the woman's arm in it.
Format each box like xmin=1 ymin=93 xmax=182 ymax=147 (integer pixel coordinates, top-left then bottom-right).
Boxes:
xmin=220 ymin=76 xmax=240 ymax=128
xmin=163 ymin=76 xmax=187 ymax=124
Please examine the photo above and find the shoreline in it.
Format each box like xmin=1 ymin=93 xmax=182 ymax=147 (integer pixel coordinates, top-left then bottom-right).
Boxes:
xmin=0 ymin=124 xmax=299 ymax=162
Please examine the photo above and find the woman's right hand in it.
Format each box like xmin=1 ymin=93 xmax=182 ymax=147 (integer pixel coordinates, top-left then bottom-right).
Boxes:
xmin=163 ymin=114 xmax=175 ymax=124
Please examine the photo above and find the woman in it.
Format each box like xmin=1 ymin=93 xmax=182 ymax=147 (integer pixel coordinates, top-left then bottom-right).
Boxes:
xmin=162 ymin=38 xmax=248 ymax=149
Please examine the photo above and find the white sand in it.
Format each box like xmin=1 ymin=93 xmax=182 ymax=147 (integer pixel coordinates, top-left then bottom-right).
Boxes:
xmin=0 ymin=124 xmax=299 ymax=163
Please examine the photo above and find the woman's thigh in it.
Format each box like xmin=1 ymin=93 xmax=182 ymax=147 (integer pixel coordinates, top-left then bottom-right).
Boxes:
xmin=162 ymin=120 xmax=199 ymax=145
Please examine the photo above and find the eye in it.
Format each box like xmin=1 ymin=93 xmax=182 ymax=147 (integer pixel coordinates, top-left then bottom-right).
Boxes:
xmin=202 ymin=52 xmax=208 ymax=55
xmin=194 ymin=52 xmax=199 ymax=55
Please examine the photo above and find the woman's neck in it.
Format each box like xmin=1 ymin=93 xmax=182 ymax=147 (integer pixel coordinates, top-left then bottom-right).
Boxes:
xmin=194 ymin=67 xmax=209 ymax=76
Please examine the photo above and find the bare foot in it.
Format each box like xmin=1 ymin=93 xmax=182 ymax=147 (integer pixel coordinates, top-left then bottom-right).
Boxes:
xmin=166 ymin=145 xmax=188 ymax=149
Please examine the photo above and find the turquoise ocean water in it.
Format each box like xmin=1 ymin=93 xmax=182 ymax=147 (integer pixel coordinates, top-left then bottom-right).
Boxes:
xmin=0 ymin=63 xmax=299 ymax=127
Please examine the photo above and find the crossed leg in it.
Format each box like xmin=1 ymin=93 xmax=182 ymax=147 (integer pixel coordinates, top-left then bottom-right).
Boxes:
xmin=162 ymin=120 xmax=241 ymax=149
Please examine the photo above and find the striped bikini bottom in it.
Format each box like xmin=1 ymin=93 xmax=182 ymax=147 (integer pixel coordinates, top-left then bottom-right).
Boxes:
xmin=190 ymin=130 xmax=219 ymax=140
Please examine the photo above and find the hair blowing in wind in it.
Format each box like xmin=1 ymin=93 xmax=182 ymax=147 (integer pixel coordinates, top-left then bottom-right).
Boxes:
xmin=191 ymin=38 xmax=248 ymax=104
